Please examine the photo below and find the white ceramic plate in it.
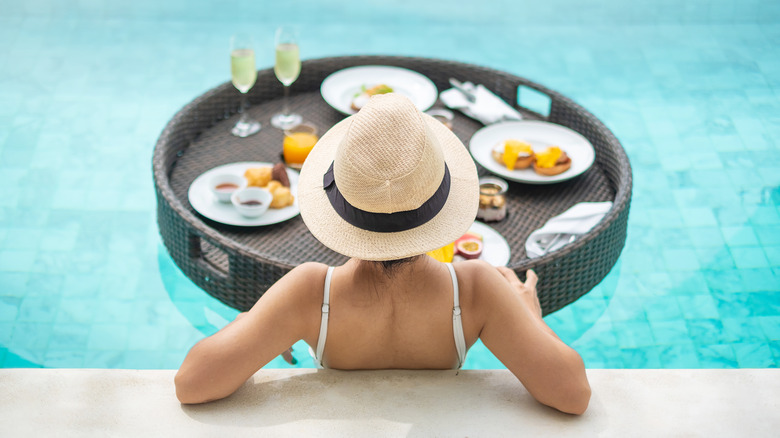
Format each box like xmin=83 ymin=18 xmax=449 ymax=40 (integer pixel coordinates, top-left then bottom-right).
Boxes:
xmin=320 ymin=65 xmax=438 ymax=115
xmin=469 ymin=121 xmax=595 ymax=184
xmin=467 ymin=221 xmax=510 ymax=266
xmin=188 ymin=162 xmax=299 ymax=227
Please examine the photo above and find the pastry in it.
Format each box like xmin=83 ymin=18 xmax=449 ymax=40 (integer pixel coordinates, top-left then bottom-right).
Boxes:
xmin=269 ymin=186 xmax=295 ymax=209
xmin=244 ymin=167 xmax=272 ymax=187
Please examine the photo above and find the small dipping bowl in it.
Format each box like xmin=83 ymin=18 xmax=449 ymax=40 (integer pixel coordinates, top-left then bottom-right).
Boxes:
xmin=425 ymin=109 xmax=454 ymax=130
xmin=477 ymin=176 xmax=508 ymax=222
xmin=210 ymin=174 xmax=246 ymax=203
xmin=231 ymin=187 xmax=272 ymax=218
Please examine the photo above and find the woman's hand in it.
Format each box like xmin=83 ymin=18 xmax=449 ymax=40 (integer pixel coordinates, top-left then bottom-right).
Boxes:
xmin=496 ymin=267 xmax=541 ymax=318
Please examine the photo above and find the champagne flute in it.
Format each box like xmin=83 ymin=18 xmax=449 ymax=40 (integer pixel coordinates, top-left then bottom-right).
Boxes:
xmin=230 ymin=33 xmax=261 ymax=137
xmin=270 ymin=26 xmax=302 ymax=129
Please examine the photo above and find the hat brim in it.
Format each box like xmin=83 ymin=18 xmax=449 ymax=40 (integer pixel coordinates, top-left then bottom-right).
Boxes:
xmin=298 ymin=113 xmax=479 ymax=261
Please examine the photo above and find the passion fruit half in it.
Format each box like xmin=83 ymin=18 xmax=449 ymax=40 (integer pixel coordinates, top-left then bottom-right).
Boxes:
xmin=456 ymin=238 xmax=483 ymax=260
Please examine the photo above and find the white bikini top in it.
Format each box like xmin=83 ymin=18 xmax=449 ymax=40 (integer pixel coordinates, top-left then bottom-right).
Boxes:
xmin=312 ymin=263 xmax=467 ymax=369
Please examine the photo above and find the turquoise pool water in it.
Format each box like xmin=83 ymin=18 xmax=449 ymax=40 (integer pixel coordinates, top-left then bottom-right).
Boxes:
xmin=1 ymin=1 xmax=778 ymax=369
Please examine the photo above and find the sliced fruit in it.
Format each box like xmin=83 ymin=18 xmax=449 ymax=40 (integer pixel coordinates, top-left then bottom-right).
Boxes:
xmin=426 ymin=242 xmax=455 ymax=263
xmin=456 ymin=238 xmax=483 ymax=260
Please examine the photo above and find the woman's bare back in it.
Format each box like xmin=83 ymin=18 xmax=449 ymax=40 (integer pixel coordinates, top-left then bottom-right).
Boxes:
xmin=305 ymin=257 xmax=482 ymax=370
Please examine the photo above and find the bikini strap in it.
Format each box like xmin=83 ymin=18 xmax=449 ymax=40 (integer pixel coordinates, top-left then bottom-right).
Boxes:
xmin=314 ymin=266 xmax=335 ymax=367
xmin=446 ymin=263 xmax=467 ymax=368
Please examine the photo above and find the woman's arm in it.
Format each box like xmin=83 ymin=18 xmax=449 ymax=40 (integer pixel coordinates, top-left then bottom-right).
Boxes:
xmin=475 ymin=264 xmax=591 ymax=415
xmin=174 ymin=262 xmax=325 ymax=404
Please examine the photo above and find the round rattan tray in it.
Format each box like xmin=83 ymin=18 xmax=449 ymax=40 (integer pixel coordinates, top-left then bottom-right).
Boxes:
xmin=153 ymin=56 xmax=631 ymax=315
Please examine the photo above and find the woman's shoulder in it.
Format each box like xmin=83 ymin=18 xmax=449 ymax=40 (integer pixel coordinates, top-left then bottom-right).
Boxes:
xmin=452 ymin=259 xmax=504 ymax=285
xmin=265 ymin=262 xmax=330 ymax=302
xmin=451 ymin=259 xmax=512 ymax=303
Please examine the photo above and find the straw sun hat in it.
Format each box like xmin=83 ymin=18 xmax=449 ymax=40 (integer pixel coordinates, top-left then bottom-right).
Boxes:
xmin=298 ymin=93 xmax=479 ymax=261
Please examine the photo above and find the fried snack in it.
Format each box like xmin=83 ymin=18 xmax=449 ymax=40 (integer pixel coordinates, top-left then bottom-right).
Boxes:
xmin=492 ymin=140 xmax=535 ymax=170
xmin=244 ymin=167 xmax=272 ymax=187
xmin=270 ymin=186 xmax=295 ymax=209
xmin=533 ymin=146 xmax=572 ymax=176
xmin=266 ymin=180 xmax=282 ymax=193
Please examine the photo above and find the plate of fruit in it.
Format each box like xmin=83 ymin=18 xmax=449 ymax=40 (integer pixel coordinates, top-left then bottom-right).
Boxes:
xmin=426 ymin=221 xmax=510 ymax=266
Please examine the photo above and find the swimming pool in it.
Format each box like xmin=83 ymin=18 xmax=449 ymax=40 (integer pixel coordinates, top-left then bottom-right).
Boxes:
xmin=1 ymin=0 xmax=778 ymax=370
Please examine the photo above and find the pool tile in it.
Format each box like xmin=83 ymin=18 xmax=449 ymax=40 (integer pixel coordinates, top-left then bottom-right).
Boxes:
xmin=721 ymin=318 xmax=767 ymax=343
xmin=658 ymin=342 xmax=702 ymax=368
xmin=758 ymin=316 xmax=780 ymax=340
xmin=733 ymin=342 xmax=775 ymax=368
xmin=83 ymin=351 xmax=125 ymax=368
xmin=0 ymin=272 xmax=29 ymax=298
xmin=720 ymin=226 xmax=760 ymax=246
xmin=750 ymin=205 xmax=780 ymax=225
xmin=649 ymin=319 xmax=690 ymax=344
xmin=746 ymin=292 xmax=780 ymax=316
xmin=48 ymin=324 xmax=90 ymax=351
xmin=43 ymin=350 xmax=85 ymax=368
xmin=696 ymin=344 xmax=738 ymax=368
xmin=755 ymin=226 xmax=780 ymax=245
xmin=680 ymin=208 xmax=718 ymax=227
xmin=2 ymin=350 xmax=43 ymax=368
xmin=677 ymin=295 xmax=721 ymax=319
xmin=730 ymin=246 xmax=770 ymax=269
xmin=739 ymin=268 xmax=780 ymax=292
xmin=122 ymin=350 xmax=165 ymax=369
xmin=9 ymin=322 xmax=52 ymax=350
xmin=687 ymin=226 xmax=725 ymax=247
xmin=621 ymin=347 xmax=663 ymax=368
xmin=685 ymin=318 xmax=728 ymax=344
xmin=55 ymin=298 xmax=95 ymax=324
xmin=612 ymin=320 xmax=656 ymax=348
xmin=695 ymin=247 xmax=736 ymax=270
xmin=764 ymin=246 xmax=780 ymax=267
xmin=606 ymin=296 xmax=648 ymax=322
xmin=643 ymin=296 xmax=684 ymax=321
xmin=127 ymin=324 xmax=168 ymax=350
xmin=703 ymin=269 xmax=744 ymax=293
xmin=17 ymin=297 xmax=57 ymax=322
xmin=87 ymin=324 xmax=129 ymax=350
xmin=0 ymin=297 xmax=20 ymax=322
xmin=0 ymin=249 xmax=38 ymax=272
xmin=662 ymin=248 xmax=701 ymax=271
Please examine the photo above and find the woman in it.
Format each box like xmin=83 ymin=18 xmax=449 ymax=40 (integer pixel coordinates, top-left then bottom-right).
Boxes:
xmin=175 ymin=94 xmax=591 ymax=414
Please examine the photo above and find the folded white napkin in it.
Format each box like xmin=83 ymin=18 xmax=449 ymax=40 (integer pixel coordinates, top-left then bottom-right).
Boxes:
xmin=525 ymin=202 xmax=613 ymax=258
xmin=440 ymin=82 xmax=523 ymax=125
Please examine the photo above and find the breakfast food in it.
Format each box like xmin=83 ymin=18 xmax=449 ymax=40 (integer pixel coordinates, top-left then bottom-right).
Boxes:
xmin=426 ymin=242 xmax=455 ymax=263
xmin=427 ymin=231 xmax=485 ymax=262
xmin=454 ymin=231 xmax=484 ymax=260
xmin=271 ymin=163 xmax=291 ymax=187
xmin=240 ymin=164 xmax=295 ymax=209
xmin=492 ymin=140 xmax=535 ymax=170
xmin=533 ymin=146 xmax=571 ymax=176
xmin=351 ymin=84 xmax=394 ymax=111
xmin=244 ymin=167 xmax=272 ymax=187
xmin=269 ymin=186 xmax=295 ymax=209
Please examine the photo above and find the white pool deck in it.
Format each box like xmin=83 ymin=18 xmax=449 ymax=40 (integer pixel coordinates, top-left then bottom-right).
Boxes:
xmin=1 ymin=368 xmax=778 ymax=437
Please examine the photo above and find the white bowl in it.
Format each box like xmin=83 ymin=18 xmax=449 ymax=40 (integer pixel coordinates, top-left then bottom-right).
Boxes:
xmin=210 ymin=174 xmax=246 ymax=203
xmin=230 ymin=187 xmax=272 ymax=218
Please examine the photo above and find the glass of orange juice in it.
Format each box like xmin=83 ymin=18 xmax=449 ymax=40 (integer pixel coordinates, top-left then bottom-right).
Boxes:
xmin=282 ymin=122 xmax=318 ymax=169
